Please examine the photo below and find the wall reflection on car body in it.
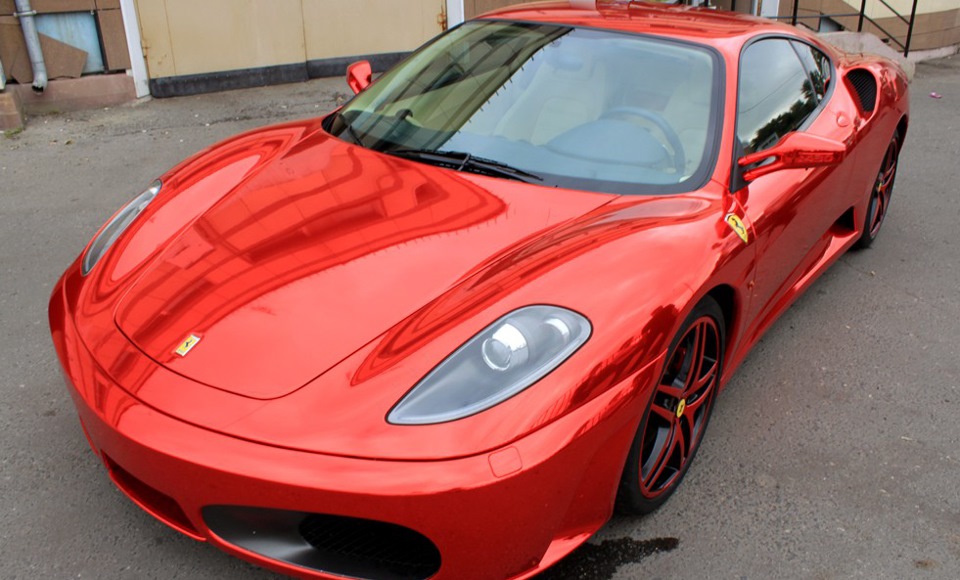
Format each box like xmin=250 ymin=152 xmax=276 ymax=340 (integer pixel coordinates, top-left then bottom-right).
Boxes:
xmin=117 ymin=134 xmax=506 ymax=375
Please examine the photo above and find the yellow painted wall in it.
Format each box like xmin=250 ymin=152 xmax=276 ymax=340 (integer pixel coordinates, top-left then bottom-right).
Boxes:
xmin=778 ymin=0 xmax=960 ymax=51
xmin=302 ymin=0 xmax=440 ymax=60
xmin=838 ymin=0 xmax=959 ymax=18
xmin=780 ymin=0 xmax=960 ymax=19
xmin=134 ymin=0 xmax=444 ymax=79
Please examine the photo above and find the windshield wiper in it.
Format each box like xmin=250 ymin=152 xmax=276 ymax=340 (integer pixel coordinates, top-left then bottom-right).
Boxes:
xmin=387 ymin=149 xmax=543 ymax=184
xmin=334 ymin=111 xmax=365 ymax=146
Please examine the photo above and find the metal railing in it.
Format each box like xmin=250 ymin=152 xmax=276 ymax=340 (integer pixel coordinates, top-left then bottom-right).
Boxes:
xmin=777 ymin=0 xmax=920 ymax=56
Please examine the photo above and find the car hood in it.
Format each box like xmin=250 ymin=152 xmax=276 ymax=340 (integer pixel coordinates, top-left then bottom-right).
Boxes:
xmin=113 ymin=125 xmax=613 ymax=399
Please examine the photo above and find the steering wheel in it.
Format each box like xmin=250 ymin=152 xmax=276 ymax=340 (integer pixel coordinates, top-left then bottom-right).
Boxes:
xmin=600 ymin=106 xmax=686 ymax=175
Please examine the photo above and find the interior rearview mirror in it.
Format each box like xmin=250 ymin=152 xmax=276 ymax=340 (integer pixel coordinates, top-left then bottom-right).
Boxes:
xmin=738 ymin=133 xmax=847 ymax=182
xmin=346 ymin=60 xmax=372 ymax=95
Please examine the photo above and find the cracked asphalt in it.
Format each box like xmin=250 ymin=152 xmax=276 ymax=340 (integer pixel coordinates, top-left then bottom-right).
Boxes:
xmin=2 ymin=55 xmax=959 ymax=579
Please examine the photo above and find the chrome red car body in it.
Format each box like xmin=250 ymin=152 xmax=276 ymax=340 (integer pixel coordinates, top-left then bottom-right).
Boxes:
xmin=49 ymin=2 xmax=909 ymax=579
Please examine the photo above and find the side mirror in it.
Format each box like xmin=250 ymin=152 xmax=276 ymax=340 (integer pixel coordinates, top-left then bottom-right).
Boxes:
xmin=346 ymin=60 xmax=372 ymax=94
xmin=738 ymin=133 xmax=847 ymax=182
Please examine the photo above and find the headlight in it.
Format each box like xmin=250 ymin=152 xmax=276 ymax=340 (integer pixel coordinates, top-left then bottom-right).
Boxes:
xmin=81 ymin=180 xmax=161 ymax=275
xmin=388 ymin=305 xmax=591 ymax=425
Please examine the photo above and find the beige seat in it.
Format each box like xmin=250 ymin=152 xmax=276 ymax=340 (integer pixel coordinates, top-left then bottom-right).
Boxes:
xmin=662 ymin=58 xmax=713 ymax=175
xmin=495 ymin=50 xmax=608 ymax=145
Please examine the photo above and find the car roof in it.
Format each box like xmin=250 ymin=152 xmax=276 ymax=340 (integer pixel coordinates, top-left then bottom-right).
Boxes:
xmin=478 ymin=1 xmax=807 ymax=46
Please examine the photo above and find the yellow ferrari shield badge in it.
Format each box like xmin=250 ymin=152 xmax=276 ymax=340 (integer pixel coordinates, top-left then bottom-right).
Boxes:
xmin=676 ymin=398 xmax=687 ymax=419
xmin=174 ymin=334 xmax=201 ymax=357
xmin=725 ymin=213 xmax=749 ymax=245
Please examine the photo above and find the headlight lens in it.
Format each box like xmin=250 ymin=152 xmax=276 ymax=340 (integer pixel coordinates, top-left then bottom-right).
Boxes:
xmin=388 ymin=305 xmax=591 ymax=425
xmin=81 ymin=180 xmax=161 ymax=275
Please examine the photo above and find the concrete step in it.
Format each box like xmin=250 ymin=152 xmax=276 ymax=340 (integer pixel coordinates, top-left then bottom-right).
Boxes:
xmin=818 ymin=31 xmax=916 ymax=80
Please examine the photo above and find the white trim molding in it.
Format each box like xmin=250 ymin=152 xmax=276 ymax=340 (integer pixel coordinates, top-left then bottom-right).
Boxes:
xmin=446 ymin=0 xmax=465 ymax=27
xmin=120 ymin=0 xmax=150 ymax=98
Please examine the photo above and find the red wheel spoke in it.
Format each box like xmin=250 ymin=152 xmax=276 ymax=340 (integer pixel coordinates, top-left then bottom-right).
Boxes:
xmin=689 ymin=321 xmax=717 ymax=393
xmin=683 ymin=324 xmax=705 ymax=393
xmin=693 ymin=355 xmax=718 ymax=392
xmin=877 ymin=178 xmax=889 ymax=195
xmin=686 ymin=415 xmax=702 ymax=445
xmin=684 ymin=389 xmax=709 ymax=418
xmin=868 ymin=201 xmax=880 ymax=228
xmin=674 ymin=419 xmax=688 ymax=463
xmin=658 ymin=381 xmax=684 ymax=400
xmin=652 ymin=424 xmax=681 ymax=485
xmin=885 ymin=143 xmax=898 ymax=167
xmin=642 ymin=422 xmax=675 ymax=491
xmin=878 ymin=165 xmax=896 ymax=195
xmin=881 ymin=163 xmax=896 ymax=185
xmin=649 ymin=401 xmax=675 ymax=422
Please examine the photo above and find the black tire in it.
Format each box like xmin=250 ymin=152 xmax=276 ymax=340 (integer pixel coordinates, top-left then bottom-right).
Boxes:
xmin=616 ymin=296 xmax=725 ymax=515
xmin=854 ymin=130 xmax=901 ymax=250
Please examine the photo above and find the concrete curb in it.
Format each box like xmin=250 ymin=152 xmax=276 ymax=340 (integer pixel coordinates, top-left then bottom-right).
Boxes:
xmin=907 ymin=43 xmax=960 ymax=63
xmin=818 ymin=31 xmax=916 ymax=81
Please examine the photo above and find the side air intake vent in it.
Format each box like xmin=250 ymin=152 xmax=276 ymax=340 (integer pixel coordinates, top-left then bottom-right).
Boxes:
xmin=846 ymin=69 xmax=877 ymax=114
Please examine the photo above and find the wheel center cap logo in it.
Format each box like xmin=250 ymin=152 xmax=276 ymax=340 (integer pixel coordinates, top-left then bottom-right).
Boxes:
xmin=174 ymin=334 xmax=201 ymax=357
xmin=676 ymin=398 xmax=686 ymax=418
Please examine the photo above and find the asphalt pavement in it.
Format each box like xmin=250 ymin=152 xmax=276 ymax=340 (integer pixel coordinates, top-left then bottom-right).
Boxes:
xmin=2 ymin=55 xmax=959 ymax=579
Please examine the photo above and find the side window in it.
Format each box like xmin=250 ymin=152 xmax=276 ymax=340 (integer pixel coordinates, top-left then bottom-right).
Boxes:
xmin=791 ymin=40 xmax=831 ymax=101
xmin=737 ymin=38 xmax=818 ymax=154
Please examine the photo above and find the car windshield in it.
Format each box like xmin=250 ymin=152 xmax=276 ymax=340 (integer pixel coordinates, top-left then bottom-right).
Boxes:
xmin=328 ymin=20 xmax=719 ymax=195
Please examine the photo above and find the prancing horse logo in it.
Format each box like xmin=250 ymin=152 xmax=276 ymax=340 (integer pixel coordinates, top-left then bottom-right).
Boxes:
xmin=174 ymin=334 xmax=201 ymax=357
xmin=725 ymin=213 xmax=749 ymax=245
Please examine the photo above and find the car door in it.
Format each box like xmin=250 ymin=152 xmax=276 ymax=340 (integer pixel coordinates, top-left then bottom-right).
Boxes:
xmin=734 ymin=37 xmax=856 ymax=340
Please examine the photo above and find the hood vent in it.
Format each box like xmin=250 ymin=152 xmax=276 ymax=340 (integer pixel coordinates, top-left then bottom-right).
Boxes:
xmin=846 ymin=69 xmax=877 ymax=114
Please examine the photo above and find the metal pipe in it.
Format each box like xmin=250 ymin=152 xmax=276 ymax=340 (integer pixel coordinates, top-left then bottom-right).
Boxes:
xmin=904 ymin=0 xmax=918 ymax=57
xmin=791 ymin=0 xmax=799 ymax=26
xmin=14 ymin=0 xmax=47 ymax=92
xmin=857 ymin=0 xmax=866 ymax=32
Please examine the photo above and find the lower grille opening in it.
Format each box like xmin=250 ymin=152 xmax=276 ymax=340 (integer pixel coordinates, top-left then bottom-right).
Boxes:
xmin=299 ymin=513 xmax=441 ymax=580
xmin=204 ymin=506 xmax=441 ymax=580
xmin=103 ymin=455 xmax=201 ymax=539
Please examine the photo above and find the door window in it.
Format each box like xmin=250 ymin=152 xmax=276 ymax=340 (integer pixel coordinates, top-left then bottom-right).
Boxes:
xmin=737 ymin=38 xmax=819 ymax=154
xmin=791 ymin=40 xmax=831 ymax=101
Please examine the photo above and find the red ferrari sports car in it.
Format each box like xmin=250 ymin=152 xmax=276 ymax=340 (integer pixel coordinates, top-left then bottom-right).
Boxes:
xmin=49 ymin=1 xmax=908 ymax=579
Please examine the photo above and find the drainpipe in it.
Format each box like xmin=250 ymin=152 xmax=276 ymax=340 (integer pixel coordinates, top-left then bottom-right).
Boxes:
xmin=13 ymin=0 xmax=47 ymax=92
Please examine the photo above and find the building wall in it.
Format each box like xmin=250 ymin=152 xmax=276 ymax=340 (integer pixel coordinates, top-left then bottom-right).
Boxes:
xmin=132 ymin=0 xmax=960 ymax=96
xmin=464 ymin=0 xmax=542 ymax=19
xmin=134 ymin=0 xmax=446 ymax=80
xmin=775 ymin=0 xmax=960 ymax=51
xmin=302 ymin=0 xmax=441 ymax=61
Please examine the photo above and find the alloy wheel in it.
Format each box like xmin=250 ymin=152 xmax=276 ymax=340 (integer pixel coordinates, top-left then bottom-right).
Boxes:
xmin=638 ymin=316 xmax=720 ymax=499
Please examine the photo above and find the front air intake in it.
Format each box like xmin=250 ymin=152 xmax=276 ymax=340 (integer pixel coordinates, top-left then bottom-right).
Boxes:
xmin=299 ymin=513 xmax=441 ymax=580
xmin=103 ymin=455 xmax=201 ymax=539
xmin=204 ymin=506 xmax=442 ymax=580
xmin=846 ymin=69 xmax=878 ymax=114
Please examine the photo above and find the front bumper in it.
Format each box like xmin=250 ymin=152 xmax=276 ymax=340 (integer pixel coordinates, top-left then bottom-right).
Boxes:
xmin=50 ymin=272 xmax=658 ymax=580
